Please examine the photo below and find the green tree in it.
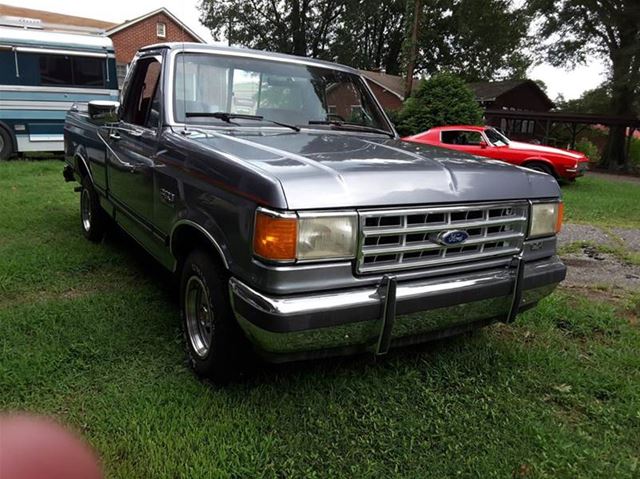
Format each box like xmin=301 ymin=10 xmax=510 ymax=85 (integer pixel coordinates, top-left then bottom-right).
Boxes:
xmin=395 ymin=73 xmax=484 ymax=135
xmin=413 ymin=0 xmax=531 ymax=81
xmin=527 ymin=0 xmax=640 ymax=170
xmin=198 ymin=0 xmax=346 ymax=57
xmin=198 ymin=0 xmax=530 ymax=80
xmin=330 ymin=0 xmax=407 ymax=74
xmin=556 ymin=83 xmax=613 ymax=114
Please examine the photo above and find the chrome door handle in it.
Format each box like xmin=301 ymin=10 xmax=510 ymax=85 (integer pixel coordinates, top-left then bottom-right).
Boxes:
xmin=109 ymin=132 xmax=121 ymax=141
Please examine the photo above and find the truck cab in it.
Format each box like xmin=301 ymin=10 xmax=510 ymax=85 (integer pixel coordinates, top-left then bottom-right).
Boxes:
xmin=64 ymin=43 xmax=566 ymax=382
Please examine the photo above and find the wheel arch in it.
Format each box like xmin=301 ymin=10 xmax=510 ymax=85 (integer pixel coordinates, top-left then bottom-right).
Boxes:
xmin=0 ymin=121 xmax=17 ymax=154
xmin=73 ymin=148 xmax=93 ymax=183
xmin=522 ymin=158 xmax=557 ymax=176
xmin=170 ymin=220 xmax=230 ymax=273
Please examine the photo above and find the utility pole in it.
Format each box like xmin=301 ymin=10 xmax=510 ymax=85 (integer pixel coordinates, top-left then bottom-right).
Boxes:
xmin=404 ymin=0 xmax=421 ymax=99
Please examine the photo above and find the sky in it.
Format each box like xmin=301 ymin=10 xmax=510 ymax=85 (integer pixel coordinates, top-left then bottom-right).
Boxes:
xmin=1 ymin=0 xmax=609 ymax=101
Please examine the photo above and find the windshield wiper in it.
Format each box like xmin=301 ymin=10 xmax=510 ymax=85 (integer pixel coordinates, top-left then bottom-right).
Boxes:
xmin=308 ymin=120 xmax=394 ymax=137
xmin=185 ymin=112 xmax=300 ymax=132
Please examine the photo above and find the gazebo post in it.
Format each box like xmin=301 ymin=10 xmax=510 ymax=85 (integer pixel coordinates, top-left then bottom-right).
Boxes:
xmin=544 ymin=119 xmax=550 ymax=144
xmin=625 ymin=127 xmax=634 ymax=165
xmin=570 ymin=123 xmax=577 ymax=149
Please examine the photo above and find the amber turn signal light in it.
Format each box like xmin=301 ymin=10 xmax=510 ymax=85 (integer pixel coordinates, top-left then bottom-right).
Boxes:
xmin=253 ymin=211 xmax=297 ymax=261
xmin=555 ymin=202 xmax=564 ymax=233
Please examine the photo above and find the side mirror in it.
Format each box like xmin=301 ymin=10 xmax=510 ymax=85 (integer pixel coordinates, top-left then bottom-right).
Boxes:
xmin=88 ymin=100 xmax=120 ymax=125
xmin=479 ymin=140 xmax=488 ymax=149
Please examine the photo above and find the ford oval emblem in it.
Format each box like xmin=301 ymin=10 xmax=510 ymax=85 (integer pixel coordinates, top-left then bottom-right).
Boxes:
xmin=437 ymin=230 xmax=469 ymax=246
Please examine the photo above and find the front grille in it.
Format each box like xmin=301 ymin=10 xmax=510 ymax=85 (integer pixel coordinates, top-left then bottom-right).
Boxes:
xmin=357 ymin=202 xmax=529 ymax=274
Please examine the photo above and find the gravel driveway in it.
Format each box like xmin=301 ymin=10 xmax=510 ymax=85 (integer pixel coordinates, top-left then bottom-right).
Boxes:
xmin=557 ymin=223 xmax=640 ymax=291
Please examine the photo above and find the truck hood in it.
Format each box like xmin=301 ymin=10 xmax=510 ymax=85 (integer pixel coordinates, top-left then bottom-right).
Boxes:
xmin=187 ymin=130 xmax=561 ymax=209
xmin=507 ymin=140 xmax=585 ymax=160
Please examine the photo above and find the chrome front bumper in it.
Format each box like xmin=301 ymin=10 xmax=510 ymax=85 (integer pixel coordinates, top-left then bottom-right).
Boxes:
xmin=229 ymin=256 xmax=566 ymax=362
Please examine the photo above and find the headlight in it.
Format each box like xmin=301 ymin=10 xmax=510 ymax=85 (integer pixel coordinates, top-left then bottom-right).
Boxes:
xmin=529 ymin=202 xmax=563 ymax=238
xmin=253 ymin=209 xmax=357 ymax=262
xmin=298 ymin=213 xmax=357 ymax=260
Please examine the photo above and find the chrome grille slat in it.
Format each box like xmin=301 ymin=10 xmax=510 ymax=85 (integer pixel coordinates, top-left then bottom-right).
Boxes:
xmin=362 ymin=216 xmax=527 ymax=237
xmin=357 ymin=202 xmax=528 ymax=274
xmin=362 ymin=231 xmax=525 ymax=256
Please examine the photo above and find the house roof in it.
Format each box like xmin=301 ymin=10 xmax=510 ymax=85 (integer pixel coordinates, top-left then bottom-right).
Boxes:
xmin=105 ymin=7 xmax=205 ymax=43
xmin=0 ymin=5 xmax=205 ymax=43
xmin=359 ymin=70 xmax=419 ymax=100
xmin=467 ymin=79 xmax=554 ymax=109
xmin=0 ymin=4 xmax=116 ymax=31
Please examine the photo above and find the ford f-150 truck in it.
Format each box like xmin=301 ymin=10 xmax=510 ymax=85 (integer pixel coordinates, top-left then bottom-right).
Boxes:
xmin=63 ymin=43 xmax=566 ymax=382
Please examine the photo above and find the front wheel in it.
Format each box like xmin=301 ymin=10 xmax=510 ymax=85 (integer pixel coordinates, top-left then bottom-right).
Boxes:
xmin=180 ymin=249 xmax=250 ymax=383
xmin=80 ymin=176 xmax=107 ymax=242
xmin=526 ymin=161 xmax=555 ymax=177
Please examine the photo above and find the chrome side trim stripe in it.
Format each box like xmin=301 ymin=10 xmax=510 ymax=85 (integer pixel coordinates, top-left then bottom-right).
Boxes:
xmin=4 ymin=46 xmax=116 ymax=58
xmin=0 ymin=100 xmax=76 ymax=111
xmin=0 ymin=85 xmax=119 ymax=95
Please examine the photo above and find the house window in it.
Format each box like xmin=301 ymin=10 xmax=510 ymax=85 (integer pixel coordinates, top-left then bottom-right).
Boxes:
xmin=157 ymin=22 xmax=166 ymax=38
xmin=116 ymin=63 xmax=129 ymax=89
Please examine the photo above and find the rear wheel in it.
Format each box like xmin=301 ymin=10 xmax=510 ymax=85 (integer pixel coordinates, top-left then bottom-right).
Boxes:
xmin=0 ymin=128 xmax=13 ymax=161
xmin=180 ymin=249 xmax=250 ymax=383
xmin=80 ymin=176 xmax=107 ymax=242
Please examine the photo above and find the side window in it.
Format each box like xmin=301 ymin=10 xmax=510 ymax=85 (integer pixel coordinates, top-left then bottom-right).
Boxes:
xmin=148 ymin=81 xmax=162 ymax=128
xmin=40 ymin=55 xmax=73 ymax=85
xmin=122 ymin=57 xmax=162 ymax=127
xmin=39 ymin=54 xmax=105 ymax=87
xmin=73 ymin=57 xmax=105 ymax=87
xmin=441 ymin=130 xmax=482 ymax=145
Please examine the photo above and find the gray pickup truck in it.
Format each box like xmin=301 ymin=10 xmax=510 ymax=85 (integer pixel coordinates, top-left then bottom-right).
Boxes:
xmin=63 ymin=43 xmax=566 ymax=382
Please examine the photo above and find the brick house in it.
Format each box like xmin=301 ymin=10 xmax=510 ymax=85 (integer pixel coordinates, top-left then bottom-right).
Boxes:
xmin=0 ymin=4 xmax=205 ymax=85
xmin=104 ymin=8 xmax=205 ymax=85
xmin=360 ymin=70 xmax=419 ymax=113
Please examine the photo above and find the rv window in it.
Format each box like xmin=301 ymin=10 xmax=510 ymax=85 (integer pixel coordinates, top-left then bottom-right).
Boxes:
xmin=40 ymin=55 xmax=73 ymax=86
xmin=73 ymin=57 xmax=105 ymax=87
xmin=39 ymin=54 xmax=105 ymax=87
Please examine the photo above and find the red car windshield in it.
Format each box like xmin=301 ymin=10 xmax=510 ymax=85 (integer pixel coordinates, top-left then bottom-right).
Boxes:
xmin=484 ymin=128 xmax=510 ymax=146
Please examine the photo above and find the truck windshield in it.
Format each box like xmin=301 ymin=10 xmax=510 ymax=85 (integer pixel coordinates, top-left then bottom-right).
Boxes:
xmin=173 ymin=52 xmax=391 ymax=134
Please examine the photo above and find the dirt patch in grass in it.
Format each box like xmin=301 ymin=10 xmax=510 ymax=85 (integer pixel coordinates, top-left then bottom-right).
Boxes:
xmin=558 ymin=223 xmax=640 ymax=291
xmin=561 ymin=252 xmax=640 ymax=290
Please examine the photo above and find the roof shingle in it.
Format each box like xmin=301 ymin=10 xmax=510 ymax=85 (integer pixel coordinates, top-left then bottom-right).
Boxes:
xmin=0 ymin=4 xmax=116 ymax=30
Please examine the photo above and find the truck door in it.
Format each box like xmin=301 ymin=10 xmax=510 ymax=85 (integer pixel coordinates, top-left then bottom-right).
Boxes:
xmin=106 ymin=55 xmax=162 ymax=226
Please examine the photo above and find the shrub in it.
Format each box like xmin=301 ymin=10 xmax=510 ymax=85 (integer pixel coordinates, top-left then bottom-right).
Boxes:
xmin=574 ymin=138 xmax=601 ymax=164
xmin=395 ymin=73 xmax=484 ymax=136
xmin=629 ymin=137 xmax=640 ymax=170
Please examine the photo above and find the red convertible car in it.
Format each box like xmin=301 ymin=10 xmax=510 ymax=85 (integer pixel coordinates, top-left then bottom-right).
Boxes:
xmin=404 ymin=125 xmax=589 ymax=181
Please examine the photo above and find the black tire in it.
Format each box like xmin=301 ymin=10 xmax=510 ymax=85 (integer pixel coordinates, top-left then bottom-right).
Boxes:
xmin=526 ymin=161 xmax=555 ymax=177
xmin=0 ymin=127 xmax=13 ymax=161
xmin=180 ymin=249 xmax=250 ymax=383
xmin=80 ymin=176 xmax=107 ymax=242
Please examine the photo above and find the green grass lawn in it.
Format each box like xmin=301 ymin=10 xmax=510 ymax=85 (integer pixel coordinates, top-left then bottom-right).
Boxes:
xmin=1 ymin=161 xmax=639 ymax=478
xmin=562 ymin=175 xmax=640 ymax=228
